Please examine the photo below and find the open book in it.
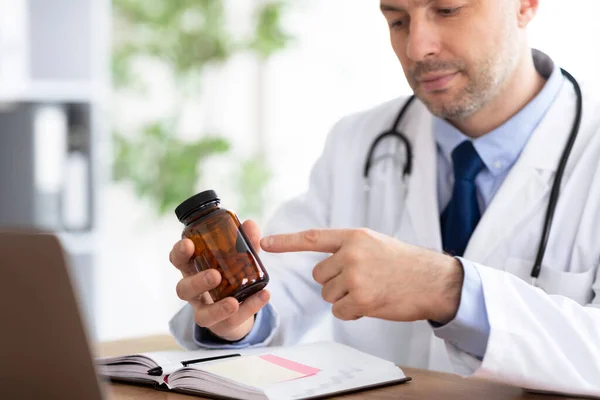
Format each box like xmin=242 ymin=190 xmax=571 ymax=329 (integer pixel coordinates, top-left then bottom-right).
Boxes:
xmin=96 ymin=341 xmax=410 ymax=399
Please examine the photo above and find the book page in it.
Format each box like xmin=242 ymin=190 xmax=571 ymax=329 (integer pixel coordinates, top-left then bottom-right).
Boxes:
xmin=262 ymin=342 xmax=407 ymax=399
xmin=198 ymin=354 xmax=320 ymax=388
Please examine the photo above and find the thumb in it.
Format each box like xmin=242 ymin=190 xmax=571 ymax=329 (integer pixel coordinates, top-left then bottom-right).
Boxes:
xmin=241 ymin=219 xmax=262 ymax=253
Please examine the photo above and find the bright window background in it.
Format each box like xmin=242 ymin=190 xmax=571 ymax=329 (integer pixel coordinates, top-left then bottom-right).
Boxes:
xmin=96 ymin=0 xmax=600 ymax=342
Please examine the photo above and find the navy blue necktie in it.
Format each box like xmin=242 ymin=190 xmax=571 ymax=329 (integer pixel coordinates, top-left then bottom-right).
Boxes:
xmin=441 ymin=141 xmax=485 ymax=257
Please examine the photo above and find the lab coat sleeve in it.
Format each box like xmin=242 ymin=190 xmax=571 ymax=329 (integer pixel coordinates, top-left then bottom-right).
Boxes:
xmin=169 ymin=116 xmax=352 ymax=350
xmin=444 ymin=263 xmax=600 ymax=398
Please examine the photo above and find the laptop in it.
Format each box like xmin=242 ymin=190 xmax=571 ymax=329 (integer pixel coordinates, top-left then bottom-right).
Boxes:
xmin=0 ymin=230 xmax=106 ymax=400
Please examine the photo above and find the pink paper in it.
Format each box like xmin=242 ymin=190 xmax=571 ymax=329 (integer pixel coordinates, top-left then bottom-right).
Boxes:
xmin=259 ymin=354 xmax=321 ymax=377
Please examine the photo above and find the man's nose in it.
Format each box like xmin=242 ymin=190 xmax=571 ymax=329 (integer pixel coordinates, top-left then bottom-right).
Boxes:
xmin=406 ymin=17 xmax=441 ymax=62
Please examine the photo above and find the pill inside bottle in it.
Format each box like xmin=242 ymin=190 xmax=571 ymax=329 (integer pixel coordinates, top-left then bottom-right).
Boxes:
xmin=175 ymin=190 xmax=269 ymax=303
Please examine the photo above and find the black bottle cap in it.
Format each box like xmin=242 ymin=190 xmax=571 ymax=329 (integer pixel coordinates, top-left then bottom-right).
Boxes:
xmin=175 ymin=190 xmax=220 ymax=222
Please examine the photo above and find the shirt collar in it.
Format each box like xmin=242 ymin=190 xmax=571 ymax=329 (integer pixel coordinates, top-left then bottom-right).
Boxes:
xmin=434 ymin=49 xmax=565 ymax=177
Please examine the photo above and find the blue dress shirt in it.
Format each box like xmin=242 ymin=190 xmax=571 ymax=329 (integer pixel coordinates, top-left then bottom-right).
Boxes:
xmin=193 ymin=55 xmax=565 ymax=357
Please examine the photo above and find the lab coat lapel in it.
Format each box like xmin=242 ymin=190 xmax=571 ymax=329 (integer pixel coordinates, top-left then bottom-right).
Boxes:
xmin=464 ymin=79 xmax=577 ymax=264
xmin=396 ymin=102 xmax=442 ymax=252
xmin=463 ymin=162 xmax=550 ymax=264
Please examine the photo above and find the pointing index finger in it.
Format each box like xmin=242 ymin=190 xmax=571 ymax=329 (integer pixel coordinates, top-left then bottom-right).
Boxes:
xmin=260 ymin=229 xmax=347 ymax=254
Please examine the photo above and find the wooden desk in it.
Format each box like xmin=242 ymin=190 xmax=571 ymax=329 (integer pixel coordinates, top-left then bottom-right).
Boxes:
xmin=96 ymin=335 xmax=576 ymax=400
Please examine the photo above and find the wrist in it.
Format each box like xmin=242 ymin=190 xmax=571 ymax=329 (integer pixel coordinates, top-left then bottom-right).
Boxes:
xmin=429 ymin=256 xmax=464 ymax=324
xmin=210 ymin=316 xmax=255 ymax=342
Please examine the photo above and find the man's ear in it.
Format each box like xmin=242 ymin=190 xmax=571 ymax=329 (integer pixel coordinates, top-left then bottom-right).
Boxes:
xmin=516 ymin=0 xmax=540 ymax=28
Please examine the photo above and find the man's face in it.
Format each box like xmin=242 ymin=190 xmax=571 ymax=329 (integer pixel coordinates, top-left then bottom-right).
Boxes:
xmin=380 ymin=0 xmax=521 ymax=120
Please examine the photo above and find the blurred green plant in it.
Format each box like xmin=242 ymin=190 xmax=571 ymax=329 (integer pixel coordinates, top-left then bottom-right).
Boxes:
xmin=112 ymin=122 xmax=229 ymax=215
xmin=235 ymin=154 xmax=273 ymax=218
xmin=111 ymin=0 xmax=293 ymax=217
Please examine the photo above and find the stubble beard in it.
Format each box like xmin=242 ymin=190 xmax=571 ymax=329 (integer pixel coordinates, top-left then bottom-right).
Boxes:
xmin=412 ymin=21 xmax=520 ymax=121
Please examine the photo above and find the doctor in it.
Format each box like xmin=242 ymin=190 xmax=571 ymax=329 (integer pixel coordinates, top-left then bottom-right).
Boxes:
xmin=169 ymin=0 xmax=600 ymax=397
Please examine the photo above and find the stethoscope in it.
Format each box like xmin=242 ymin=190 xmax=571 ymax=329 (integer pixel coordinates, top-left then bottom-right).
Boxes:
xmin=363 ymin=68 xmax=583 ymax=284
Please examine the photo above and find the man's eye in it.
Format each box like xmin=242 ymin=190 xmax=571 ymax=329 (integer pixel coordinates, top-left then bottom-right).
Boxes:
xmin=438 ymin=7 xmax=461 ymax=17
xmin=390 ymin=18 xmax=407 ymax=29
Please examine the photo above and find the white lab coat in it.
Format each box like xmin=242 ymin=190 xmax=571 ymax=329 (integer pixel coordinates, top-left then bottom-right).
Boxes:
xmin=170 ymin=68 xmax=600 ymax=397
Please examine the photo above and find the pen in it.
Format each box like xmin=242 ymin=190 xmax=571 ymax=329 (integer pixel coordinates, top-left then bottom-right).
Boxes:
xmin=181 ymin=353 xmax=241 ymax=367
xmin=147 ymin=353 xmax=242 ymax=376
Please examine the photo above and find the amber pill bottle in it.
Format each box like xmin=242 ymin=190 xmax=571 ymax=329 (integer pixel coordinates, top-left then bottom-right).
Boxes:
xmin=175 ymin=190 xmax=269 ymax=303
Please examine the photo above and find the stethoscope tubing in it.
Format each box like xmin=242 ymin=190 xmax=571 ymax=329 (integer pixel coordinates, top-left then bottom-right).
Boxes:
xmin=363 ymin=69 xmax=582 ymax=280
